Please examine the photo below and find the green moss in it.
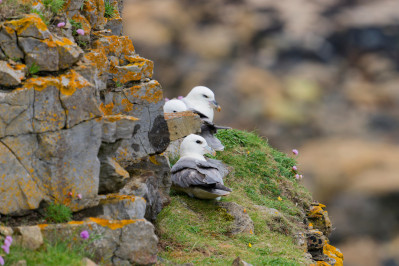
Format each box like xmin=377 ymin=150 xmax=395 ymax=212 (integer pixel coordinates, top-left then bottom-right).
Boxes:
xmin=28 ymin=62 xmax=40 ymax=76
xmin=157 ymin=129 xmax=312 ymax=265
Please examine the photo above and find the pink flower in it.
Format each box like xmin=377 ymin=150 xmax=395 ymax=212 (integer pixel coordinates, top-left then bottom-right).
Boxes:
xmin=295 ymin=174 xmax=300 ymax=179
xmin=57 ymin=22 xmax=65 ymax=28
xmin=292 ymin=166 xmax=297 ymax=171
xmin=177 ymin=96 xmax=183 ymax=100
xmin=165 ymin=98 xmax=169 ymax=102
xmin=292 ymin=149 xmax=299 ymax=155
xmin=77 ymin=194 xmax=82 ymax=200
xmin=1 ymin=245 xmax=9 ymax=254
xmin=5 ymin=236 xmax=12 ymax=246
xmin=80 ymin=230 xmax=89 ymax=240
xmin=0 ymin=0 xmax=2 ymax=4
xmin=76 ymin=29 xmax=85 ymax=36
xmin=68 ymin=192 xmax=73 ymax=197
xmin=0 ymin=255 xmax=4 ymax=266
xmin=300 ymin=175 xmax=303 ymax=179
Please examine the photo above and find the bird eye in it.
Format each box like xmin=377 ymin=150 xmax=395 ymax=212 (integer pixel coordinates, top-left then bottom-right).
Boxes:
xmin=173 ymin=110 xmax=177 ymax=113
xmin=196 ymin=140 xmax=202 ymax=144
xmin=202 ymin=94 xmax=209 ymax=98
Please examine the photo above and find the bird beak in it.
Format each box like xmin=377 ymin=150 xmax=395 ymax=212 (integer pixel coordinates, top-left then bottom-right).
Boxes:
xmin=204 ymin=145 xmax=216 ymax=156
xmin=210 ymin=100 xmax=222 ymax=112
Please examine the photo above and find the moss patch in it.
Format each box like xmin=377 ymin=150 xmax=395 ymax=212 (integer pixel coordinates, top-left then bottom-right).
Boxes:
xmin=158 ymin=129 xmax=313 ymax=265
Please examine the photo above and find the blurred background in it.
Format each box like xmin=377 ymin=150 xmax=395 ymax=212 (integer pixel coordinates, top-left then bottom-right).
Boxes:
xmin=123 ymin=0 xmax=399 ymax=265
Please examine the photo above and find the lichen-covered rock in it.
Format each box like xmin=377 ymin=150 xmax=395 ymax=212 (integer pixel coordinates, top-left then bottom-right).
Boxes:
xmin=109 ymin=56 xmax=153 ymax=84
xmin=39 ymin=218 xmax=158 ymax=265
xmin=0 ymin=140 xmax=45 ymax=215
xmin=79 ymin=194 xmax=146 ymax=220
xmin=6 ymin=14 xmax=51 ymax=40
xmin=306 ymin=229 xmax=327 ymax=251
xmin=82 ymin=0 xmax=106 ymax=30
xmin=92 ymin=35 xmax=135 ymax=58
xmin=0 ymin=25 xmax=24 ymax=60
xmin=0 ymin=61 xmax=26 ymax=86
xmin=99 ymin=157 xmax=130 ymax=193
xmin=55 ymin=37 xmax=83 ymax=69
xmin=0 ymin=119 xmax=102 ymax=214
xmin=18 ymin=37 xmax=59 ymax=71
xmin=307 ymin=203 xmax=332 ymax=237
xmin=217 ymin=202 xmax=254 ymax=235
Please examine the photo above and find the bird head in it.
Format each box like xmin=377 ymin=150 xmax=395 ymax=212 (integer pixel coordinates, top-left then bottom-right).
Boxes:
xmin=180 ymin=134 xmax=216 ymax=159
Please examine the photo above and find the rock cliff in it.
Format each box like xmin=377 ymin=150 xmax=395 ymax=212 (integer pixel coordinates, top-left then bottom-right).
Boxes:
xmin=0 ymin=1 xmax=342 ymax=265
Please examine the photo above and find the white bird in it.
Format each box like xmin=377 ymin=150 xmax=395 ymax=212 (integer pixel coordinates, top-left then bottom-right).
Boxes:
xmin=163 ymin=86 xmax=229 ymax=151
xmin=182 ymin=86 xmax=221 ymax=123
xmin=163 ymin=99 xmax=188 ymax=113
xmin=171 ymin=134 xmax=232 ymax=199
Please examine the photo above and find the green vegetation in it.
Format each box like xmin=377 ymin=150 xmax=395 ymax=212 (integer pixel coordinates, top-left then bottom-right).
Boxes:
xmin=69 ymin=19 xmax=82 ymax=36
xmin=104 ymin=0 xmax=117 ymax=18
xmin=42 ymin=0 xmax=65 ymax=14
xmin=4 ymin=230 xmax=97 ymax=265
xmin=44 ymin=203 xmax=72 ymax=223
xmin=158 ymin=129 xmax=312 ymax=265
xmin=28 ymin=62 xmax=40 ymax=76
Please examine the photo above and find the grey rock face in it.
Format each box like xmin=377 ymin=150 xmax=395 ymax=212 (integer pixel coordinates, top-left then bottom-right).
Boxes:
xmin=99 ymin=157 xmax=130 ymax=194
xmin=0 ymin=61 xmax=26 ymax=86
xmin=19 ymin=37 xmax=59 ymax=71
xmin=14 ymin=226 xmax=44 ymax=250
xmin=123 ymin=155 xmax=171 ymax=221
xmin=0 ymin=25 xmax=24 ymax=60
xmin=79 ymin=194 xmax=146 ymax=220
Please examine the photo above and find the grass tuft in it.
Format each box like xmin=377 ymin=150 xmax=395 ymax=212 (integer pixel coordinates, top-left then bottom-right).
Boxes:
xmin=104 ymin=0 xmax=116 ymax=18
xmin=44 ymin=203 xmax=72 ymax=223
xmin=157 ymin=129 xmax=313 ymax=265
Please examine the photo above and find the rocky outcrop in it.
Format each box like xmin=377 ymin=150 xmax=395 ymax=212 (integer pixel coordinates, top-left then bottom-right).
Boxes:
xmin=0 ymin=0 xmax=171 ymax=264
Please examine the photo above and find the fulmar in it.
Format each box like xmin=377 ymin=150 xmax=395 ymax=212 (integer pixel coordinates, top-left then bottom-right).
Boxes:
xmin=171 ymin=134 xmax=232 ymax=199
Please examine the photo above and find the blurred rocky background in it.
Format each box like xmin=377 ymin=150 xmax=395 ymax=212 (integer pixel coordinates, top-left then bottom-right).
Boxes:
xmin=123 ymin=0 xmax=399 ymax=265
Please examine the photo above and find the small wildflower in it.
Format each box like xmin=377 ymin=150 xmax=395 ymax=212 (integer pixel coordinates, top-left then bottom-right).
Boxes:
xmin=0 ymin=0 xmax=2 ymax=4
xmin=248 ymin=243 xmax=252 ymax=248
xmin=57 ymin=22 xmax=66 ymax=28
xmin=300 ymin=175 xmax=303 ymax=179
xmin=247 ymin=151 xmax=250 ymax=154
xmin=292 ymin=149 xmax=299 ymax=155
xmin=80 ymin=230 xmax=89 ymax=240
xmin=5 ymin=236 xmax=12 ymax=246
xmin=292 ymin=166 xmax=297 ymax=171
xmin=0 ymin=255 xmax=4 ymax=266
xmin=76 ymin=29 xmax=85 ymax=35
xmin=77 ymin=194 xmax=82 ymax=199
xmin=165 ymin=98 xmax=169 ymax=102
xmin=250 ymin=229 xmax=253 ymax=234
xmin=68 ymin=191 xmax=73 ymax=197
xmin=1 ymin=245 xmax=9 ymax=254
xmin=295 ymin=174 xmax=300 ymax=179
xmin=243 ymin=209 xmax=246 ymax=213
xmin=277 ymin=196 xmax=282 ymax=201
xmin=177 ymin=96 xmax=183 ymax=100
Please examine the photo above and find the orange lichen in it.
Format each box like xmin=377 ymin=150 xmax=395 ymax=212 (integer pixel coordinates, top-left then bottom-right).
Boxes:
xmin=103 ymin=115 xmax=139 ymax=123
xmin=37 ymin=224 xmax=48 ymax=229
xmin=59 ymin=70 xmax=90 ymax=96
xmin=100 ymin=102 xmax=115 ymax=116
xmin=323 ymin=244 xmax=344 ymax=266
xmin=68 ymin=221 xmax=85 ymax=225
xmin=308 ymin=204 xmax=325 ymax=218
xmin=88 ymin=217 xmax=142 ymax=230
xmin=92 ymin=36 xmax=135 ymax=57
xmin=149 ymin=155 xmax=160 ymax=165
xmin=84 ymin=49 xmax=109 ymax=75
